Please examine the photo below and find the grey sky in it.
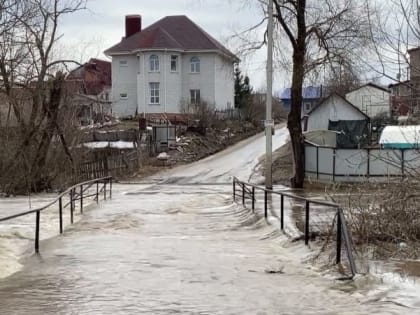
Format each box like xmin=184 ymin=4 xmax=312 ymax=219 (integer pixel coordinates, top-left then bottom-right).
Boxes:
xmin=59 ymin=0 xmax=280 ymax=91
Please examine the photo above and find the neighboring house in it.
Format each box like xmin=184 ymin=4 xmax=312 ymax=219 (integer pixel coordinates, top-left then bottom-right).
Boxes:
xmin=303 ymin=93 xmax=370 ymax=148
xmin=388 ymin=81 xmax=411 ymax=116
xmin=279 ymin=86 xmax=324 ymax=115
xmin=345 ymin=83 xmax=390 ymax=118
xmin=66 ymin=58 xmax=112 ymax=124
xmin=387 ymin=47 xmax=420 ymax=117
xmin=104 ymin=14 xmax=237 ymax=118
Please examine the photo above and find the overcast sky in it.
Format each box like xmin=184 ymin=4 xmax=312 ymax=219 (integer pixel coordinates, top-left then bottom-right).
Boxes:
xmin=58 ymin=0 xmax=284 ymax=91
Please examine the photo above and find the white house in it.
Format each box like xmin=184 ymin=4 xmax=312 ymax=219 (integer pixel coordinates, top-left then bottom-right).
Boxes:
xmin=345 ymin=83 xmax=390 ymax=118
xmin=303 ymin=93 xmax=370 ymax=148
xmin=104 ymin=15 xmax=237 ymax=118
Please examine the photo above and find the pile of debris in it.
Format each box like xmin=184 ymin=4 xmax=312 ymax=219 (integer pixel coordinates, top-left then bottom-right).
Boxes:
xmin=154 ymin=121 xmax=261 ymax=166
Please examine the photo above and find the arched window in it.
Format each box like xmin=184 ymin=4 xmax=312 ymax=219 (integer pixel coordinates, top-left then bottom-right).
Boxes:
xmin=190 ymin=56 xmax=200 ymax=73
xmin=150 ymin=54 xmax=159 ymax=71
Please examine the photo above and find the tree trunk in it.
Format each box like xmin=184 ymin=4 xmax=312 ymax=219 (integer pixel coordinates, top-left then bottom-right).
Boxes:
xmin=288 ymin=0 xmax=306 ymax=188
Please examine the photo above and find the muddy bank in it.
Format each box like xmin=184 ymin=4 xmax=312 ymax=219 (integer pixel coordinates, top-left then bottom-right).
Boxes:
xmin=255 ymin=139 xmax=294 ymax=186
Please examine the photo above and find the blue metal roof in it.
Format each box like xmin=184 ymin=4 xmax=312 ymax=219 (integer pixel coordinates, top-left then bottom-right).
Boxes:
xmin=279 ymin=86 xmax=322 ymax=100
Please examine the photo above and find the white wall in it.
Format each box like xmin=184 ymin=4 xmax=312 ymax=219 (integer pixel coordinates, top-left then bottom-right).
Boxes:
xmin=214 ymin=55 xmax=234 ymax=110
xmin=111 ymin=55 xmax=139 ymax=117
xmin=136 ymin=51 xmax=183 ymax=115
xmin=307 ymin=94 xmax=367 ymax=131
xmin=181 ymin=52 xmax=216 ymax=107
xmin=111 ymin=51 xmax=235 ymax=117
xmin=345 ymin=86 xmax=390 ymax=118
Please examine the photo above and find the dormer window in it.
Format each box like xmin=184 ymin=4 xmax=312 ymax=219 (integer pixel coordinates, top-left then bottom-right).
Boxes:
xmin=190 ymin=56 xmax=200 ymax=73
xmin=150 ymin=54 xmax=159 ymax=72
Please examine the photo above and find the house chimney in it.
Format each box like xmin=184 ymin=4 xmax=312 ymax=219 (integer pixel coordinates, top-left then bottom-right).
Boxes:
xmin=125 ymin=15 xmax=141 ymax=38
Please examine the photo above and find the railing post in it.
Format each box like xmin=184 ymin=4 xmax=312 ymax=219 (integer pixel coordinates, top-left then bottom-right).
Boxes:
xmin=305 ymin=201 xmax=310 ymax=245
xmin=109 ymin=177 xmax=112 ymax=199
xmin=251 ymin=186 xmax=255 ymax=212
xmin=104 ymin=181 xmax=107 ymax=200
xmin=59 ymin=197 xmax=63 ymax=234
xmin=264 ymin=190 xmax=268 ymax=218
xmin=280 ymin=194 xmax=284 ymax=230
xmin=336 ymin=208 xmax=342 ymax=264
xmin=80 ymin=185 xmax=83 ymax=214
xmin=233 ymin=179 xmax=236 ymax=201
xmin=35 ymin=210 xmax=40 ymax=253
xmin=70 ymin=189 xmax=74 ymax=224
xmin=96 ymin=181 xmax=99 ymax=203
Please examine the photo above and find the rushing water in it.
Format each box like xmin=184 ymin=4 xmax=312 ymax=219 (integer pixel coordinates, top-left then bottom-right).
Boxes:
xmin=0 ymin=128 xmax=419 ymax=313
xmin=0 ymin=183 xmax=416 ymax=314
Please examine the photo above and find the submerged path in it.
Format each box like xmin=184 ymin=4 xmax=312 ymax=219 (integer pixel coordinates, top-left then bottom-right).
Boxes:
xmin=0 ymin=183 xmax=407 ymax=314
xmin=0 ymin=127 xmax=414 ymax=314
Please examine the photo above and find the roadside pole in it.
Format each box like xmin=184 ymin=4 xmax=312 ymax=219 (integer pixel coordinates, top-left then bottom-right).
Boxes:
xmin=265 ymin=0 xmax=274 ymax=190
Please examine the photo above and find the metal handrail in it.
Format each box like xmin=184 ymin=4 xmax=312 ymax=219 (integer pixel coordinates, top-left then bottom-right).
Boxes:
xmin=232 ymin=176 xmax=357 ymax=278
xmin=0 ymin=176 xmax=113 ymax=253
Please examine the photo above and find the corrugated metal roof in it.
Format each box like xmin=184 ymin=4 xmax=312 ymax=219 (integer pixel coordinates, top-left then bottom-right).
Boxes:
xmin=279 ymin=86 xmax=322 ymax=100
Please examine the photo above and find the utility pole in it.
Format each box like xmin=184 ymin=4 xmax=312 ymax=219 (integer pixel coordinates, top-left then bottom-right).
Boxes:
xmin=265 ymin=0 xmax=274 ymax=190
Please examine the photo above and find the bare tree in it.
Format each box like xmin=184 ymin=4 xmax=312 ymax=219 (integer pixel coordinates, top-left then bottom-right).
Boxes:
xmin=235 ymin=1 xmax=371 ymax=187
xmin=0 ymin=0 xmax=86 ymax=193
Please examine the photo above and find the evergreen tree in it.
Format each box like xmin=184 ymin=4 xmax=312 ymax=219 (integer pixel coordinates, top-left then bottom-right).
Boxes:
xmin=234 ymin=65 xmax=252 ymax=109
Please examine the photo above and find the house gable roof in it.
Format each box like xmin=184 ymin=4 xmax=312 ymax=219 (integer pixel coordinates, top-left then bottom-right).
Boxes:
xmin=66 ymin=58 xmax=111 ymax=95
xmin=347 ymin=82 xmax=390 ymax=95
xmin=104 ymin=15 xmax=237 ymax=60
xmin=307 ymin=93 xmax=370 ymax=120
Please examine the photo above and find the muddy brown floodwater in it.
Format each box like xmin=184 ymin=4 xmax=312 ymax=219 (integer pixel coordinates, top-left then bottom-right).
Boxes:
xmin=0 ymin=183 xmax=413 ymax=314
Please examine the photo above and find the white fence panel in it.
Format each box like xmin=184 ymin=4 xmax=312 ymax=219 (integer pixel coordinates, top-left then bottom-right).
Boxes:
xmin=305 ymin=146 xmax=317 ymax=173
xmin=403 ymin=150 xmax=420 ymax=175
xmin=369 ymin=149 xmax=402 ymax=176
xmin=305 ymin=144 xmax=420 ymax=182
xmin=318 ymin=147 xmax=334 ymax=174
xmin=335 ymin=149 xmax=368 ymax=176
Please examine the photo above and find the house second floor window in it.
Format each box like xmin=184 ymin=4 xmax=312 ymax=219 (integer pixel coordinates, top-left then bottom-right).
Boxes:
xmin=150 ymin=54 xmax=159 ymax=71
xmin=171 ymin=55 xmax=178 ymax=71
xmin=190 ymin=89 xmax=200 ymax=105
xmin=150 ymin=82 xmax=160 ymax=104
xmin=190 ymin=56 xmax=200 ymax=73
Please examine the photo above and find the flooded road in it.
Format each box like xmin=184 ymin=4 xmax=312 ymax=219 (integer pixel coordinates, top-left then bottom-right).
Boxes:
xmin=0 ymin=183 xmax=410 ymax=314
xmin=0 ymin=127 xmax=418 ymax=313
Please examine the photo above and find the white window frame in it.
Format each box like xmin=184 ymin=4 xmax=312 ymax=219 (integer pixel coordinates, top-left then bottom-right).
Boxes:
xmin=120 ymin=92 xmax=128 ymax=100
xmin=190 ymin=89 xmax=200 ymax=105
xmin=170 ymin=55 xmax=178 ymax=72
xmin=149 ymin=82 xmax=160 ymax=104
xmin=119 ymin=60 xmax=128 ymax=67
xmin=190 ymin=56 xmax=200 ymax=73
xmin=149 ymin=54 xmax=159 ymax=72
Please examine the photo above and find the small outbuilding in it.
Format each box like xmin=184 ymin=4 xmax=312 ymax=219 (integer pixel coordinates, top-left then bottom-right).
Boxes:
xmin=379 ymin=125 xmax=420 ymax=149
xmin=303 ymin=93 xmax=370 ymax=148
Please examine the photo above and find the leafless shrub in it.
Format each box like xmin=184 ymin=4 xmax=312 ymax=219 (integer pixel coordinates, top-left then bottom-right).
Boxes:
xmin=240 ymin=92 xmax=287 ymax=126
xmin=343 ymin=179 xmax=420 ymax=258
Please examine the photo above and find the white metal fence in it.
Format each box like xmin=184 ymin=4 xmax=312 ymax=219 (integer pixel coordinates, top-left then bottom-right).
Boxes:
xmin=305 ymin=144 xmax=420 ymax=182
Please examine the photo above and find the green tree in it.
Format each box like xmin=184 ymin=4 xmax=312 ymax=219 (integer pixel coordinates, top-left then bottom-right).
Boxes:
xmin=234 ymin=65 xmax=252 ymax=109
